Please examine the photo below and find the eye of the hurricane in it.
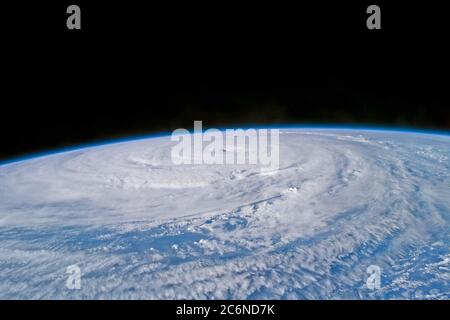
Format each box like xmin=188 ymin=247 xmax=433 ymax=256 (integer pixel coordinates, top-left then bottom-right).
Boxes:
xmin=0 ymin=128 xmax=449 ymax=299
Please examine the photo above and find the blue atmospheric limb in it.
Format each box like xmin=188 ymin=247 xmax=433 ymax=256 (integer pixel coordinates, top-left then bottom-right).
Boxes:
xmin=1 ymin=125 xmax=450 ymax=167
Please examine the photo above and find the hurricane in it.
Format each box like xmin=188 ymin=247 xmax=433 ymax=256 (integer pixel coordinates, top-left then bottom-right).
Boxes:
xmin=0 ymin=128 xmax=449 ymax=299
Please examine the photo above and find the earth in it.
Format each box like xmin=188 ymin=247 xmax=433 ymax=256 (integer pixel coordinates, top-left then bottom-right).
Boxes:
xmin=0 ymin=128 xmax=449 ymax=299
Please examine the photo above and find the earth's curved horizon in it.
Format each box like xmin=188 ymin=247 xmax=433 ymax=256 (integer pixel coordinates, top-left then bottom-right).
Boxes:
xmin=2 ymin=126 xmax=450 ymax=168
xmin=0 ymin=128 xmax=449 ymax=299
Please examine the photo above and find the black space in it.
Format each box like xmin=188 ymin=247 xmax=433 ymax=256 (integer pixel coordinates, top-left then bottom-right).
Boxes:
xmin=2 ymin=1 xmax=449 ymax=161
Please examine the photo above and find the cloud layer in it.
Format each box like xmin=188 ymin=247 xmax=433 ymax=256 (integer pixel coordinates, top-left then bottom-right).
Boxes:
xmin=0 ymin=129 xmax=449 ymax=299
